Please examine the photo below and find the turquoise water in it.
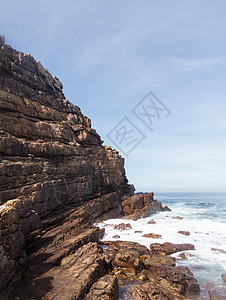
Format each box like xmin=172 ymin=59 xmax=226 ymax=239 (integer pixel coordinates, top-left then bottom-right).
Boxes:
xmin=97 ymin=192 xmax=226 ymax=296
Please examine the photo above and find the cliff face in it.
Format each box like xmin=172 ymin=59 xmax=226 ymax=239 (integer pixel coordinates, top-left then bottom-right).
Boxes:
xmin=0 ymin=42 xmax=130 ymax=292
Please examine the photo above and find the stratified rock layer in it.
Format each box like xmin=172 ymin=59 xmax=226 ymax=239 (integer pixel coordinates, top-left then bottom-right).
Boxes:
xmin=0 ymin=41 xmax=130 ymax=294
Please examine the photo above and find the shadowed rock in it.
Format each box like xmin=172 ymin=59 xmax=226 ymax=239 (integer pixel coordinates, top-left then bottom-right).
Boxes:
xmin=85 ymin=274 xmax=118 ymax=300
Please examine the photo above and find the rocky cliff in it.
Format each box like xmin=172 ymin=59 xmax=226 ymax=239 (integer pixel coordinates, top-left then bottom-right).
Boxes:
xmin=0 ymin=38 xmax=131 ymax=294
xmin=0 ymin=39 xmax=187 ymax=300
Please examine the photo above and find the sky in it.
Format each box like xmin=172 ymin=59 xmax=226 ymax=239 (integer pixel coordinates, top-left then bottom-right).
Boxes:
xmin=1 ymin=0 xmax=226 ymax=192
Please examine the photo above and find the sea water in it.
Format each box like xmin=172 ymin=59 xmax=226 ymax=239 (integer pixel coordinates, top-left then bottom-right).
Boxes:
xmin=96 ymin=193 xmax=226 ymax=296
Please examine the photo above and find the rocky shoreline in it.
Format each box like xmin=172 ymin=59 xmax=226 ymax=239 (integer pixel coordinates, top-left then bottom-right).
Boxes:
xmin=0 ymin=38 xmax=220 ymax=299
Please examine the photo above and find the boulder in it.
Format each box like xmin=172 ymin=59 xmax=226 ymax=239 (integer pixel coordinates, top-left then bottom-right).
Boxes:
xmin=142 ymin=233 xmax=162 ymax=239
xmin=114 ymin=223 xmax=132 ymax=231
xmin=178 ymin=231 xmax=190 ymax=236
xmin=150 ymin=242 xmax=195 ymax=255
xmin=148 ymin=265 xmax=200 ymax=298
xmin=113 ymin=248 xmax=143 ymax=271
xmin=147 ymin=219 xmax=156 ymax=224
xmin=141 ymin=253 xmax=175 ymax=268
xmin=211 ymin=248 xmax=226 ymax=254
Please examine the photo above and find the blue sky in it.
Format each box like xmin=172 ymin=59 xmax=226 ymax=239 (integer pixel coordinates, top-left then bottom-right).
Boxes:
xmin=1 ymin=0 xmax=226 ymax=192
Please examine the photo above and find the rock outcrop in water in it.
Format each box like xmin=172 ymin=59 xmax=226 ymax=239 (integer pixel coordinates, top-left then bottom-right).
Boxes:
xmin=0 ymin=39 xmax=174 ymax=299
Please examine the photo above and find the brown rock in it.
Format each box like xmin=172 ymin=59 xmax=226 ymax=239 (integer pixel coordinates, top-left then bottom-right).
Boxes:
xmin=150 ymin=242 xmax=195 ymax=255
xmin=222 ymin=274 xmax=226 ymax=282
xmin=211 ymin=248 xmax=226 ymax=254
xmin=85 ymin=275 xmax=118 ymax=300
xmin=0 ymin=43 xmax=132 ymax=292
xmin=172 ymin=216 xmax=183 ymax=220
xmin=142 ymin=233 xmax=162 ymax=239
xmin=141 ymin=254 xmax=175 ymax=268
xmin=104 ymin=240 xmax=149 ymax=256
xmin=148 ymin=265 xmax=200 ymax=298
xmin=112 ymin=235 xmax=121 ymax=239
xmin=177 ymin=252 xmax=194 ymax=260
xmin=178 ymin=231 xmax=190 ymax=236
xmin=147 ymin=219 xmax=156 ymax=224
xmin=134 ymin=230 xmax=143 ymax=233
xmin=113 ymin=249 xmax=143 ymax=271
xmin=130 ymin=282 xmax=169 ymax=299
xmin=114 ymin=223 xmax=132 ymax=231
xmin=121 ymin=193 xmax=171 ymax=221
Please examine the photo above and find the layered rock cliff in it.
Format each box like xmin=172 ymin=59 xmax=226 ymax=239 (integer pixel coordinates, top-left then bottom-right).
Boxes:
xmin=0 ymin=39 xmax=181 ymax=300
xmin=0 ymin=39 xmax=131 ymax=294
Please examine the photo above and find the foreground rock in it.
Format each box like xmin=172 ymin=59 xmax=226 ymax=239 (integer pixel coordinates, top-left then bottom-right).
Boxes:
xmin=101 ymin=240 xmax=200 ymax=299
xmin=130 ymin=282 xmax=169 ymax=300
xmin=150 ymin=242 xmax=195 ymax=255
xmin=85 ymin=275 xmax=118 ymax=300
xmin=148 ymin=265 xmax=200 ymax=299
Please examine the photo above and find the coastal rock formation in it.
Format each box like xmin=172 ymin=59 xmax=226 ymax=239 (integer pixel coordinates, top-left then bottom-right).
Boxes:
xmin=0 ymin=39 xmax=201 ymax=299
xmin=0 ymin=39 xmax=175 ymax=298
xmin=121 ymin=192 xmax=170 ymax=221
xmin=150 ymin=242 xmax=195 ymax=255
xmin=0 ymin=39 xmax=130 ymax=295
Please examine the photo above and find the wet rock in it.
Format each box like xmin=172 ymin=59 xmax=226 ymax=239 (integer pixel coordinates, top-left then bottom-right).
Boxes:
xmin=147 ymin=219 xmax=156 ymax=224
xmin=150 ymin=242 xmax=195 ymax=255
xmin=142 ymin=233 xmax=162 ymax=239
xmin=222 ymin=274 xmax=226 ymax=282
xmin=177 ymin=252 xmax=194 ymax=260
xmin=178 ymin=231 xmax=190 ymax=236
xmin=112 ymin=235 xmax=120 ymax=239
xmin=148 ymin=265 xmax=200 ymax=298
xmin=208 ymin=289 xmax=226 ymax=300
xmin=113 ymin=248 xmax=143 ymax=271
xmin=211 ymin=248 xmax=226 ymax=254
xmin=172 ymin=216 xmax=183 ymax=220
xmin=141 ymin=253 xmax=175 ymax=268
xmin=85 ymin=274 xmax=118 ymax=300
xmin=161 ymin=204 xmax=171 ymax=212
xmin=134 ymin=230 xmax=143 ymax=233
xmin=129 ymin=282 xmax=169 ymax=299
xmin=114 ymin=223 xmax=132 ymax=231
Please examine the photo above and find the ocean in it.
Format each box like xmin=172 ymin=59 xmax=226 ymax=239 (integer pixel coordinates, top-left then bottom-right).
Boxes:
xmin=96 ymin=192 xmax=226 ymax=297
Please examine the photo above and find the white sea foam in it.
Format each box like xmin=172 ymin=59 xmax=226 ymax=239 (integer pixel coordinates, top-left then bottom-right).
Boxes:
xmin=96 ymin=193 xmax=226 ymax=292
